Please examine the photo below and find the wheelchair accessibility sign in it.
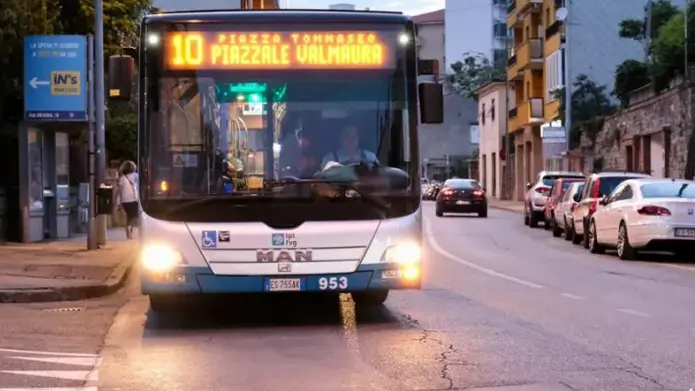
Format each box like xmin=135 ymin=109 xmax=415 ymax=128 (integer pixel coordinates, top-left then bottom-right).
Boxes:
xmin=202 ymin=230 xmax=217 ymax=249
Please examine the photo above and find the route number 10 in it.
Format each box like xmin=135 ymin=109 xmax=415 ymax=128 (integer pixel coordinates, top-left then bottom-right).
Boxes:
xmin=170 ymin=33 xmax=204 ymax=66
xmin=318 ymin=276 xmax=348 ymax=290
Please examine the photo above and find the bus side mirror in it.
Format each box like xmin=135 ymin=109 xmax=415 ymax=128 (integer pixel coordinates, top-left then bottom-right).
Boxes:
xmin=108 ymin=55 xmax=135 ymax=101
xmin=419 ymin=82 xmax=443 ymax=124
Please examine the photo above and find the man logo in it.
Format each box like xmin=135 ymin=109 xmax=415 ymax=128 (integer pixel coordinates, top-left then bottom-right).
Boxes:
xmin=256 ymin=249 xmax=312 ymax=262
xmin=50 ymin=71 xmax=81 ymax=95
xmin=688 ymin=208 xmax=694 ymax=215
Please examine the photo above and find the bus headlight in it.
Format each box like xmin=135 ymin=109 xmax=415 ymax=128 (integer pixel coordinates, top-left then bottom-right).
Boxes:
xmin=141 ymin=244 xmax=185 ymax=272
xmin=384 ymin=242 xmax=421 ymax=265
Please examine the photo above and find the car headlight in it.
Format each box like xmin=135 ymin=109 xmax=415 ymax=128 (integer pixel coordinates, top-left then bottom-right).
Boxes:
xmin=384 ymin=242 xmax=421 ymax=265
xmin=141 ymin=244 xmax=185 ymax=272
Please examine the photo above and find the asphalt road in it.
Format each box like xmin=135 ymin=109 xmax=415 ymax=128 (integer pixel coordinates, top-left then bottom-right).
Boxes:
xmin=0 ymin=202 xmax=694 ymax=390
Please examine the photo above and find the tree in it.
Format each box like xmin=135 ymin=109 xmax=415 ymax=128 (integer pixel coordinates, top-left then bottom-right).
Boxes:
xmin=650 ymin=4 xmax=695 ymax=92
xmin=613 ymin=60 xmax=650 ymax=107
xmin=556 ymin=74 xmax=616 ymax=148
xmin=448 ymin=52 xmax=505 ymax=100
xmin=619 ymin=0 xmax=679 ymax=45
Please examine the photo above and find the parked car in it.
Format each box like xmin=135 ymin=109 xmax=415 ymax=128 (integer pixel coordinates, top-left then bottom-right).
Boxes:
xmin=587 ymin=178 xmax=695 ymax=259
xmin=435 ymin=179 xmax=487 ymax=217
xmin=570 ymin=171 xmax=651 ymax=247
xmin=524 ymin=171 xmax=584 ymax=227
xmin=549 ymin=181 xmax=585 ymax=239
xmin=543 ymin=177 xmax=585 ymax=232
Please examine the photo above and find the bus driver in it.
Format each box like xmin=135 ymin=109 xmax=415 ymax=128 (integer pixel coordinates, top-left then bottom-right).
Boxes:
xmin=320 ymin=125 xmax=378 ymax=169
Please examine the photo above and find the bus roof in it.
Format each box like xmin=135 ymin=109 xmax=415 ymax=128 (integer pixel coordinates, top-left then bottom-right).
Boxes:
xmin=144 ymin=9 xmax=411 ymax=25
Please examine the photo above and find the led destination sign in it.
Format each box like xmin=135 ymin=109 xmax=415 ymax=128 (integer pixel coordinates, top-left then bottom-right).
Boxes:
xmin=164 ymin=31 xmax=393 ymax=70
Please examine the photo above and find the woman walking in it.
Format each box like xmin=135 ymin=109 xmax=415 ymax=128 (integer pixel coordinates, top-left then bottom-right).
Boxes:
xmin=117 ymin=161 xmax=139 ymax=239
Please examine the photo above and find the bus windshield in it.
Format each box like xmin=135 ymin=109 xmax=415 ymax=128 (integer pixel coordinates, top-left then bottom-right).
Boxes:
xmin=141 ymin=24 xmax=418 ymax=222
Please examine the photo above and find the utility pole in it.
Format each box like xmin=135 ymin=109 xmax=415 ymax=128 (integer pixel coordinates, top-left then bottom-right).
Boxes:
xmin=685 ymin=0 xmax=695 ymax=179
xmin=87 ymin=36 xmax=97 ymax=250
xmin=562 ymin=0 xmax=572 ymax=153
xmin=95 ymin=0 xmax=107 ymax=245
xmin=445 ymin=153 xmax=450 ymax=178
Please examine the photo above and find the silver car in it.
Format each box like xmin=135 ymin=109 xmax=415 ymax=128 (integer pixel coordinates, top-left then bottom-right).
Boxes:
xmin=524 ymin=171 xmax=584 ymax=227
xmin=551 ymin=181 xmax=585 ymax=240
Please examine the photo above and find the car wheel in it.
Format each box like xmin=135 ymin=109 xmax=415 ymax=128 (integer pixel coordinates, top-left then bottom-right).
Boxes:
xmin=435 ymin=204 xmax=444 ymax=217
xmin=563 ymin=217 xmax=573 ymax=241
xmin=478 ymin=207 xmax=487 ymax=218
xmin=523 ymin=207 xmax=530 ymax=225
xmin=543 ymin=215 xmax=551 ymax=230
xmin=551 ymin=214 xmax=562 ymax=237
xmin=571 ymin=221 xmax=582 ymax=244
xmin=616 ymin=222 xmax=637 ymax=260
xmin=528 ymin=209 xmax=539 ymax=228
xmin=582 ymin=220 xmax=591 ymax=249
xmin=588 ymin=221 xmax=604 ymax=254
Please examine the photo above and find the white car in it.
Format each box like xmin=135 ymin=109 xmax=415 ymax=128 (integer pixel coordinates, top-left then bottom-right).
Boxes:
xmin=586 ymin=178 xmax=695 ymax=260
xmin=524 ymin=171 xmax=584 ymax=227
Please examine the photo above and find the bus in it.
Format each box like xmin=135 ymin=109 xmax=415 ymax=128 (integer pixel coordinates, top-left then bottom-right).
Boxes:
xmin=109 ymin=8 xmax=443 ymax=312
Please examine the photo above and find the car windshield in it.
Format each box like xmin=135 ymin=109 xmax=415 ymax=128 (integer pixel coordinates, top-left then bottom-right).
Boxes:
xmin=640 ymin=182 xmax=695 ymax=198
xmin=542 ymin=175 xmax=583 ymax=187
xmin=446 ymin=179 xmax=480 ymax=189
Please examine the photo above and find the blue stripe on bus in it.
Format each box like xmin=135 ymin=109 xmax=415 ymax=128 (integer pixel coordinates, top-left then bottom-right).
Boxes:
xmin=141 ymin=263 xmax=420 ymax=294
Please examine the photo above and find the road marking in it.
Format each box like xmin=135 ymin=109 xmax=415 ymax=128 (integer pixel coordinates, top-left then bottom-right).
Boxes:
xmin=560 ymin=293 xmax=584 ymax=300
xmin=7 ymin=356 xmax=98 ymax=366
xmin=0 ymin=388 xmax=97 ymax=391
xmin=423 ymin=217 xmax=546 ymax=289
xmin=0 ymin=348 xmax=97 ymax=357
xmin=0 ymin=370 xmax=97 ymax=382
xmin=616 ymin=308 xmax=650 ymax=317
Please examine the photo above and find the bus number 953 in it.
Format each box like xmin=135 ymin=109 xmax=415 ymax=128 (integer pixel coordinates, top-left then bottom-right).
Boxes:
xmin=318 ymin=276 xmax=348 ymax=290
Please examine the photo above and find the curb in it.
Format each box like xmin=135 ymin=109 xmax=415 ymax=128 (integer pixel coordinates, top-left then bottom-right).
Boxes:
xmin=0 ymin=256 xmax=135 ymax=303
xmin=488 ymin=204 xmax=524 ymax=214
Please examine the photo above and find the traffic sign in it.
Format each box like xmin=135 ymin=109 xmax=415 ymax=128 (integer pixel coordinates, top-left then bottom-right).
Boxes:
xmin=24 ymin=35 xmax=88 ymax=121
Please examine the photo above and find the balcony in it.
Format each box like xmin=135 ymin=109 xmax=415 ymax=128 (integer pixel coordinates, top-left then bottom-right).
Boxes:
xmin=508 ymin=98 xmax=544 ymax=132
xmin=516 ymin=38 xmax=543 ymax=70
xmin=506 ymin=0 xmax=542 ymax=28
xmin=546 ymin=20 xmax=562 ymax=40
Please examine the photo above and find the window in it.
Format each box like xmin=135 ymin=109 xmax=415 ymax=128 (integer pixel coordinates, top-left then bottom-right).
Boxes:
xmin=641 ymin=182 xmax=695 ymax=198
xmin=491 ymin=99 xmax=496 ymax=120
xmin=481 ymin=103 xmax=486 ymax=124
xmin=545 ymin=50 xmax=564 ymax=101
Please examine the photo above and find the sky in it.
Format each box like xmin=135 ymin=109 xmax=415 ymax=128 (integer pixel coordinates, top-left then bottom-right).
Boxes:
xmin=285 ymin=0 xmax=444 ymax=16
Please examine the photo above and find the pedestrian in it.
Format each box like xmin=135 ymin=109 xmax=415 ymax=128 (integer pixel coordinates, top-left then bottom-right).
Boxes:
xmin=116 ymin=160 xmax=139 ymax=239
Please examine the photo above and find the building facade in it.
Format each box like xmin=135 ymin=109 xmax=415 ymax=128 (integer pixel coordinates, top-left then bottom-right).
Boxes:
xmin=445 ymin=0 xmax=509 ymax=72
xmin=413 ymin=10 xmax=446 ymax=75
xmin=477 ymin=81 xmax=509 ymax=198
xmin=153 ymin=0 xmax=280 ymax=11
xmin=505 ymin=0 xmax=654 ymax=200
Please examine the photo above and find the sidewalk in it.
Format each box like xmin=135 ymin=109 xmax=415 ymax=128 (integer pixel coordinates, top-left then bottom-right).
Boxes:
xmin=487 ymin=198 xmax=525 ymax=213
xmin=0 ymin=229 xmax=137 ymax=303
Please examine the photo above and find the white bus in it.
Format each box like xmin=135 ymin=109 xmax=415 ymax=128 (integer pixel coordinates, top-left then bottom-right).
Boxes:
xmin=110 ymin=8 xmax=443 ymax=311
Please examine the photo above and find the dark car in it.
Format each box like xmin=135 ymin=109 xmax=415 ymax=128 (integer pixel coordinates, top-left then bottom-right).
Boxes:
xmin=435 ymin=179 xmax=487 ymax=217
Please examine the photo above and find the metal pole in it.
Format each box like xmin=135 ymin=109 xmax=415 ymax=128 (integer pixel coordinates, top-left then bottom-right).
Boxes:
xmin=563 ymin=0 xmax=572 ymax=152
xmin=95 ymin=0 xmax=107 ymax=245
xmin=87 ymin=35 xmax=97 ymax=250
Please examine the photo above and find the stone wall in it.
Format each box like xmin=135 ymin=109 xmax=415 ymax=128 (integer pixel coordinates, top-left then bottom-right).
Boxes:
xmin=593 ymin=81 xmax=694 ymax=178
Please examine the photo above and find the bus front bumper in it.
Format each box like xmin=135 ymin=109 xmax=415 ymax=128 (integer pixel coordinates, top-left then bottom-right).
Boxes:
xmin=141 ymin=263 xmax=421 ymax=294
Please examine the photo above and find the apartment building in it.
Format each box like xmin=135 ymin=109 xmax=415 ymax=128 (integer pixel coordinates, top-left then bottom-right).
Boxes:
xmin=414 ymin=9 xmax=446 ymax=75
xmin=445 ymin=0 xmax=509 ymax=72
xmin=477 ymin=81 xmax=510 ymax=199
xmin=506 ymin=0 xmax=651 ymax=200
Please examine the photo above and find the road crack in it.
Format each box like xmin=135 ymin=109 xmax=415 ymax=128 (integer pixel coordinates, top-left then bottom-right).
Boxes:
xmin=415 ymin=329 xmax=465 ymax=390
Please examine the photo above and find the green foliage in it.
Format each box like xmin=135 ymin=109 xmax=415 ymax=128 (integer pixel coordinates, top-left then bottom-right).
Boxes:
xmin=613 ymin=60 xmax=650 ymax=107
xmin=105 ymin=113 xmax=137 ymax=162
xmin=619 ymin=0 xmax=679 ymax=44
xmin=555 ymin=75 xmax=616 ymax=148
xmin=650 ymin=5 xmax=695 ymax=92
xmin=448 ymin=52 xmax=505 ymax=100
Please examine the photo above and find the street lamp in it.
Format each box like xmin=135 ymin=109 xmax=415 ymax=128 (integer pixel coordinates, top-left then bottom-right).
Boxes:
xmin=556 ymin=4 xmax=570 ymax=152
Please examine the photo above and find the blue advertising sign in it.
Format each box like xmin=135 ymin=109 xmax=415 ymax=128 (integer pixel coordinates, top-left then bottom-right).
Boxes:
xmin=24 ymin=35 xmax=88 ymax=121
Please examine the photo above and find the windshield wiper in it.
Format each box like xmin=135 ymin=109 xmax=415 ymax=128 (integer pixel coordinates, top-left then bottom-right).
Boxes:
xmin=162 ymin=192 xmax=276 ymax=216
xmin=677 ymin=183 xmax=689 ymax=197
xmin=272 ymin=179 xmax=391 ymax=212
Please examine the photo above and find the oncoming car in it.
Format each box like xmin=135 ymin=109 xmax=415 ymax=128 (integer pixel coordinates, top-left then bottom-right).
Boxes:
xmin=435 ymin=179 xmax=487 ymax=217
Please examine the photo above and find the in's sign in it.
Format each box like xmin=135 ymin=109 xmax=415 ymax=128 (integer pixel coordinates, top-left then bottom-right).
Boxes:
xmin=24 ymin=35 xmax=88 ymax=121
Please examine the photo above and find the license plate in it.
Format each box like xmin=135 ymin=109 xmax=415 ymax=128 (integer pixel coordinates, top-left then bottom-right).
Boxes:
xmin=265 ymin=278 xmax=302 ymax=291
xmin=456 ymin=200 xmax=470 ymax=205
xmin=674 ymin=228 xmax=695 ymax=237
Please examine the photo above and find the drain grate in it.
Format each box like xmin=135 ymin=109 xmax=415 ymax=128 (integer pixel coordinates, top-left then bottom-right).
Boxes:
xmin=43 ymin=307 xmax=84 ymax=312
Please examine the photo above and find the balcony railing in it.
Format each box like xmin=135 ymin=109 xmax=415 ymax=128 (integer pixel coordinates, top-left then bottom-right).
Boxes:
xmin=546 ymin=20 xmax=561 ymax=39
xmin=508 ymin=99 xmax=543 ymax=132
xmin=516 ymin=38 xmax=543 ymax=69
